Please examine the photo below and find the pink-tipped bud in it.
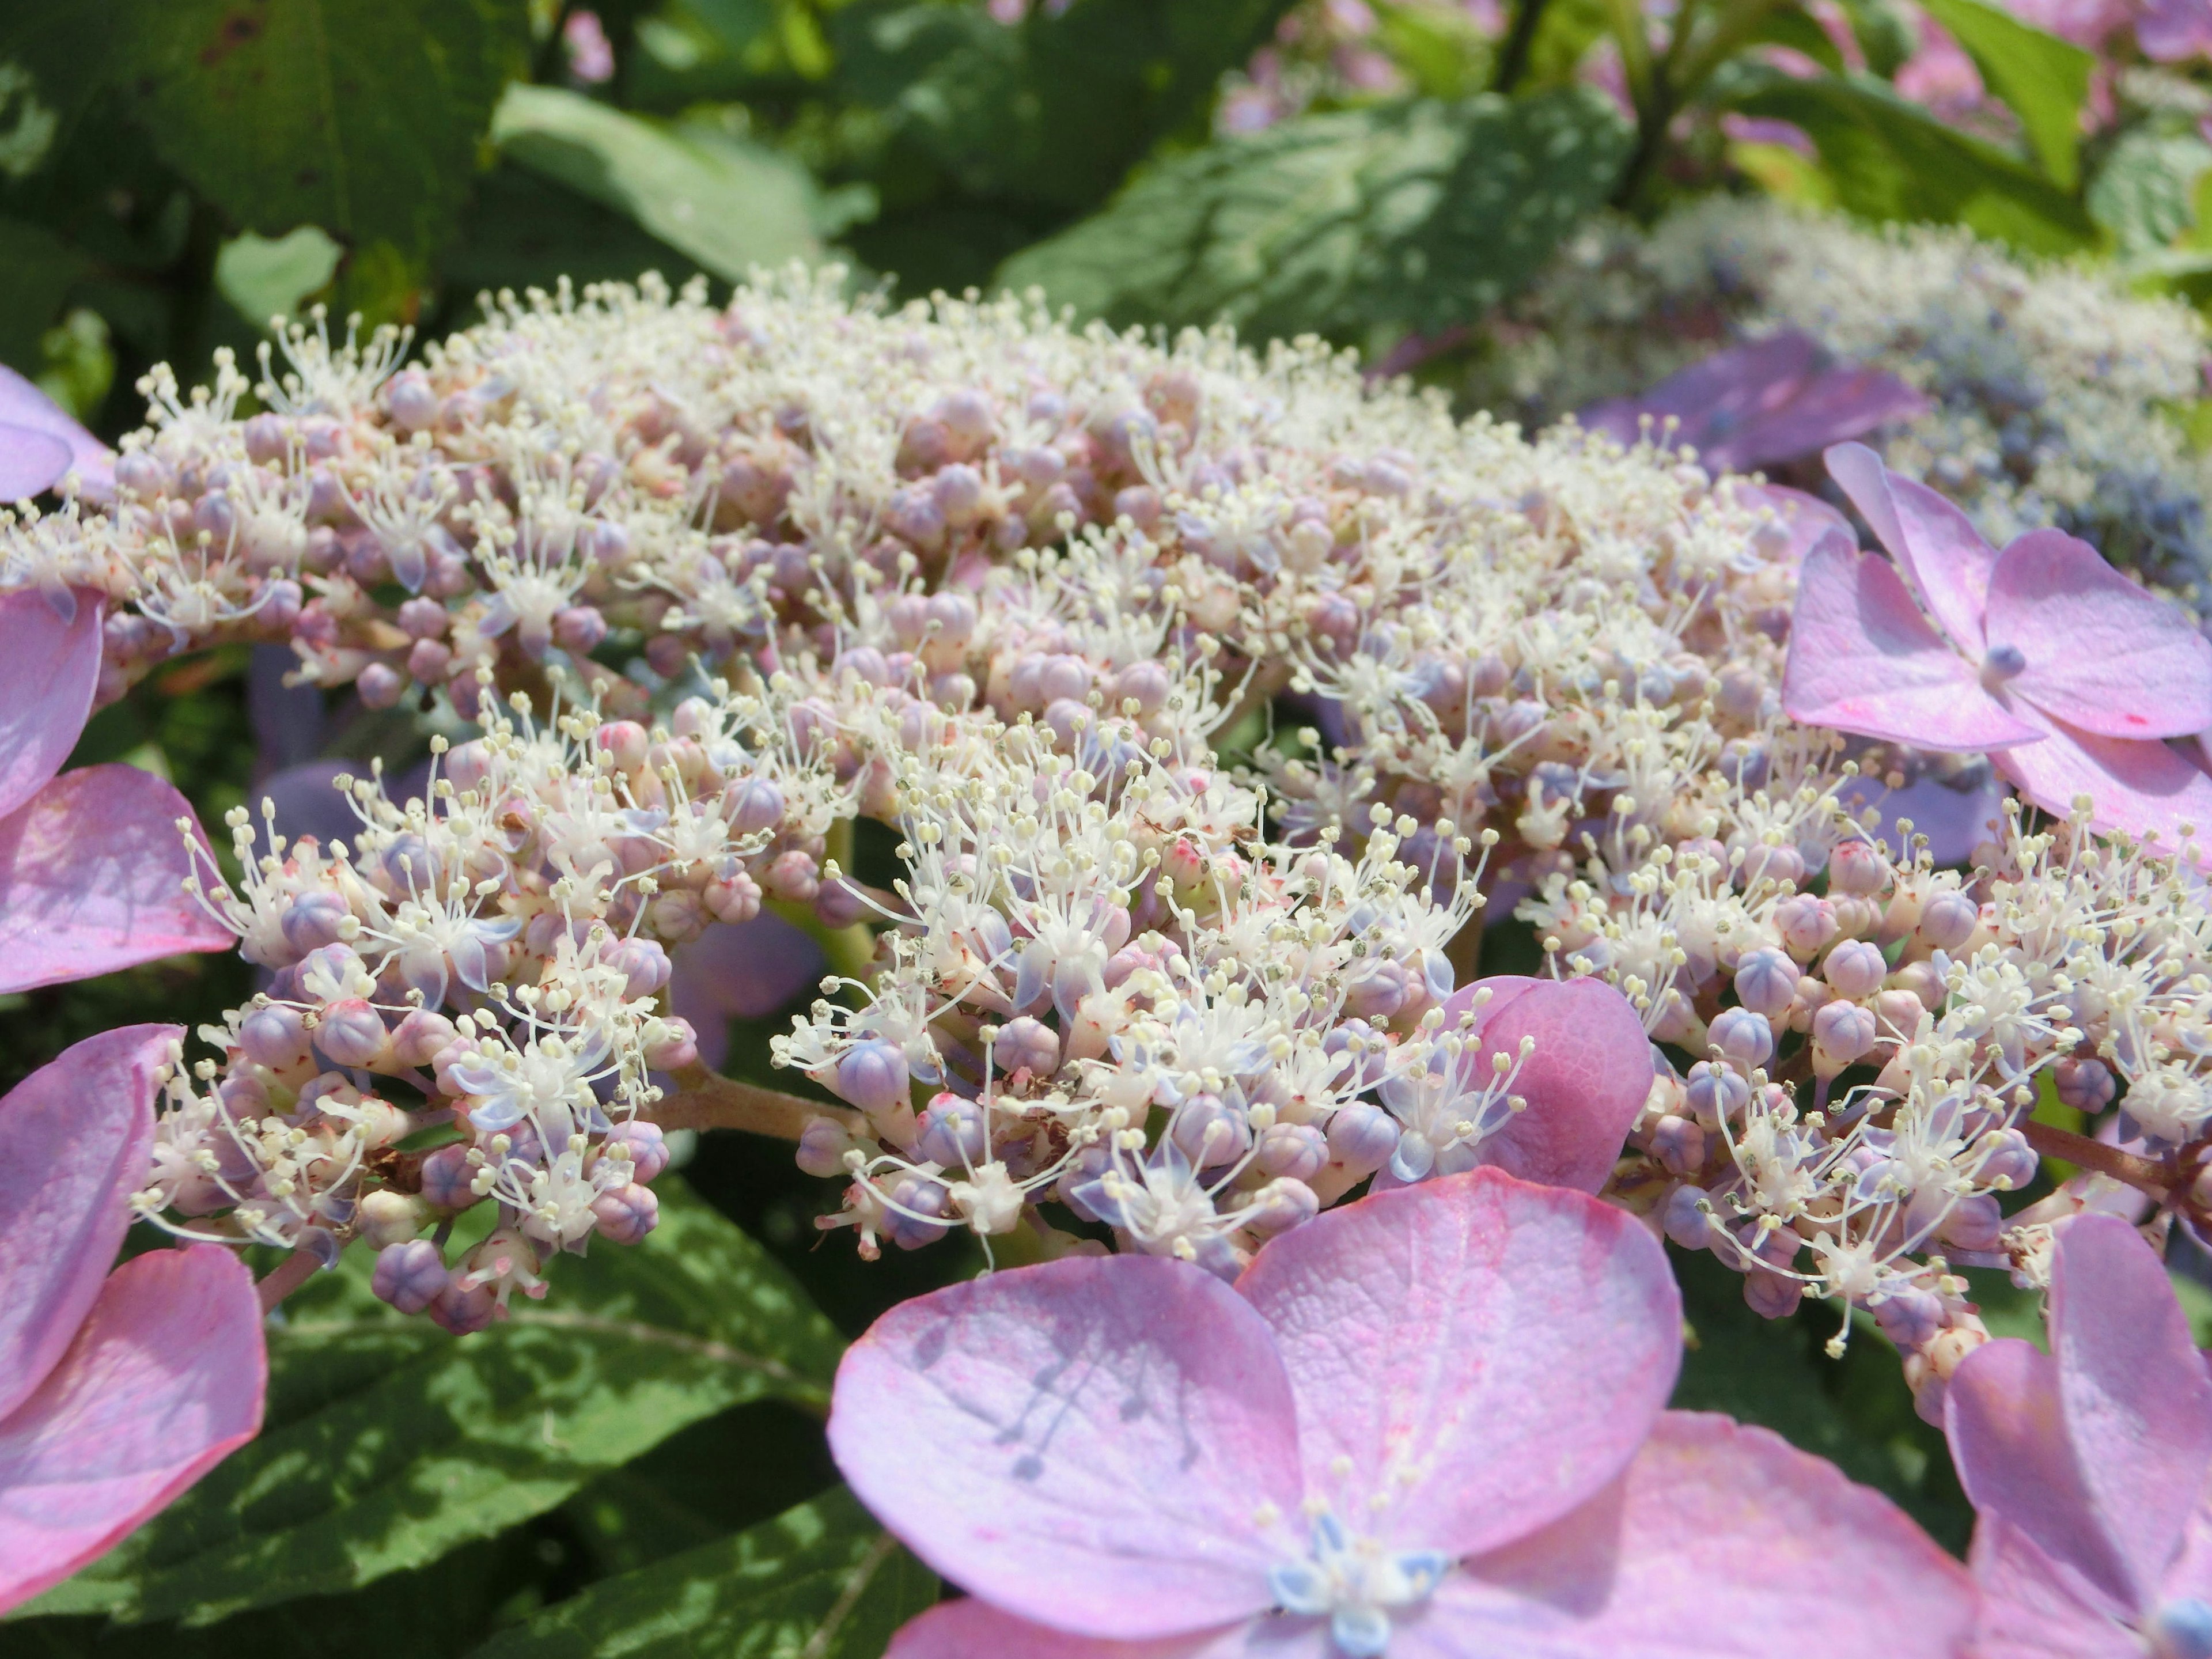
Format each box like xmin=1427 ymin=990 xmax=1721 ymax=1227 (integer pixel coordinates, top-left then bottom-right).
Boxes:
xmin=704 ymin=870 xmax=763 ymax=923
xmin=1811 ymin=1001 xmax=1878 ymax=1072
xmin=643 ymin=1017 xmax=699 ymax=1071
xmin=555 ymin=605 xmax=608 ymax=654
xmin=916 ymin=1094 xmax=988 ymax=1168
xmin=1773 ymin=895 xmax=1839 ymax=960
xmin=373 ymin=1240 xmax=448 ymax=1314
xmin=601 ymin=1120 xmax=670 ymax=1183
xmin=1823 ymin=939 xmax=1887 ymax=1000
xmin=240 ymin=1003 xmax=313 ymax=1070
xmin=1255 ymin=1122 xmax=1329 ymax=1182
xmin=764 ymin=849 xmax=820 ymax=902
xmin=1732 ymin=948 xmax=1797 ymax=1017
xmin=592 ymin=1182 xmax=661 ymax=1245
xmin=392 ymin=1008 xmax=458 ymax=1067
xmin=316 ymin=998 xmax=390 ymax=1069
xmin=596 ymin=720 xmax=650 ymax=771
xmin=1915 ymin=891 xmax=1980 ymax=952
xmin=357 ymin=662 xmax=406 ymax=709
xmin=1828 ymin=840 xmax=1890 ymax=895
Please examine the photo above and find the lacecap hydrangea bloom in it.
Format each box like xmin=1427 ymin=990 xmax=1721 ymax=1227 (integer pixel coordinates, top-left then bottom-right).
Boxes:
xmin=4 ymin=266 xmax=2209 ymax=1424
xmin=1464 ymin=197 xmax=2212 ymax=601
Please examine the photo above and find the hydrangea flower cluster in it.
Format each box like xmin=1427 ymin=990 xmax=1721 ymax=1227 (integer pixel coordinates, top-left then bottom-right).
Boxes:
xmin=4 ymin=264 xmax=2205 ymax=1418
xmin=1465 ymin=197 xmax=2212 ymax=600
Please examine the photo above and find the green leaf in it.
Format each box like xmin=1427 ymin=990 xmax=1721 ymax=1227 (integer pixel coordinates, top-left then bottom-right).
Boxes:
xmin=1729 ymin=70 xmax=2096 ymax=253
xmin=0 ymin=213 xmax=89 ymax=370
xmin=1738 ymin=7 xmax=1849 ymax=75
xmin=464 ymin=1487 xmax=938 ymax=1659
xmin=1918 ymin=0 xmax=2090 ymax=190
xmin=214 ymin=226 xmax=345 ymax=327
xmin=1669 ymin=1246 xmax=1975 ymax=1554
xmin=997 ymin=88 xmax=1629 ymax=340
xmin=490 ymin=85 xmax=828 ymax=283
xmin=2089 ymin=127 xmax=2212 ymax=259
xmin=116 ymin=0 xmax=531 ymax=308
xmin=22 ymin=1181 xmax=843 ymax=1627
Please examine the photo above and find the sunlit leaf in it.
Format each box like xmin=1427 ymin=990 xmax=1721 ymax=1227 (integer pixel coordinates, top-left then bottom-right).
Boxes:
xmin=1918 ymin=0 xmax=2090 ymax=190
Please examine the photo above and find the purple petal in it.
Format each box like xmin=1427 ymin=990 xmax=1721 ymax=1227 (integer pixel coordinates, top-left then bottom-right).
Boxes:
xmin=1233 ymin=1170 xmax=1679 ymax=1563
xmin=669 ymin=914 xmax=827 ymax=1070
xmin=1825 ymin=442 xmax=2001 ymax=656
xmin=1783 ymin=533 xmax=2044 ymax=751
xmin=1449 ymin=976 xmax=1651 ymax=1193
xmin=0 ymin=765 xmax=236 ymax=993
xmin=828 ymin=1253 xmax=1301 ymax=1641
xmin=0 ymin=427 xmax=72 ymax=502
xmin=0 ymin=1025 xmax=175 ymax=1423
xmin=1993 ymin=701 xmax=2212 ymax=850
xmin=0 ymin=1245 xmax=265 ymax=1614
xmin=885 ymin=1601 xmax=1259 ymax=1658
xmin=0 ymin=584 xmax=103 ymax=820
xmin=1734 ymin=483 xmax=1853 ymax=566
xmin=0 ymin=366 xmax=115 ymax=499
xmin=1964 ymin=1518 xmax=2140 ymax=1659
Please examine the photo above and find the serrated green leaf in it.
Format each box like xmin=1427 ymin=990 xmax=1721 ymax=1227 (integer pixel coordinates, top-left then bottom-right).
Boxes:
xmin=118 ymin=0 xmax=531 ymax=305
xmin=19 ymin=1181 xmax=843 ymax=1628
xmin=996 ymin=88 xmax=1628 ymax=341
xmin=1919 ymin=0 xmax=2090 ymax=190
xmin=464 ymin=1487 xmax=938 ymax=1659
xmin=490 ymin=85 xmax=828 ymax=284
xmin=1729 ymin=69 xmax=2095 ymax=253
xmin=2090 ymin=127 xmax=2212 ymax=259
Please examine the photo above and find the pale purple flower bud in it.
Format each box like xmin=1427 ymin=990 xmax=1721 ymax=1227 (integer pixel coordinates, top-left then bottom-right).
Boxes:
xmin=193 ymin=490 xmax=237 ymax=541
xmin=1684 ymin=1060 xmax=1749 ymax=1127
xmin=1732 ymin=948 xmax=1797 ymax=1017
xmin=1977 ymin=1128 xmax=2036 ymax=1190
xmin=884 ymin=1175 xmax=949 ymax=1249
xmin=704 ymin=870 xmax=762 ymax=923
xmin=601 ymin=1120 xmax=670 ymax=1183
xmin=418 ymin=1143 xmax=476 ymax=1210
xmin=764 ymin=849 xmax=819 ymax=902
xmin=592 ymin=1182 xmax=661 ymax=1245
xmin=396 ymin=596 xmax=447 ymax=639
xmin=933 ymin=464 xmax=984 ymax=528
xmin=936 ymin=672 xmax=980 ymax=713
xmin=1327 ymin=1101 xmax=1399 ymax=1171
xmin=357 ymin=662 xmax=406 ymax=709
xmin=916 ymin=1095 xmax=988 ymax=1168
xmin=835 ymin=646 xmax=891 ymax=686
xmin=1915 ymin=891 xmax=1980 ymax=952
xmin=1171 ymin=1094 xmax=1252 ymax=1168
xmin=316 ymin=998 xmax=389 ymax=1068
xmin=608 ymin=937 xmax=672 ymax=999
xmin=386 ymin=370 xmax=438 ymax=433
xmin=240 ymin=1003 xmax=313 ymax=1070
xmin=555 ymin=605 xmax=608 ymax=654
xmin=797 ymin=1116 xmax=855 ymax=1177
xmin=1823 ymin=940 xmax=1888 ymax=1000
xmin=1111 ymin=660 xmax=1171 ymax=714
xmin=1938 ymin=1194 xmax=2003 ymax=1253
xmin=724 ymin=777 xmax=785 ymax=835
xmin=282 ymin=891 xmax=354 ymax=955
xmin=115 ymin=449 xmax=169 ymax=498
xmin=372 ymin=1240 xmax=447 ymax=1314
xmin=924 ymin=591 xmax=976 ymax=649
xmin=994 ymin=1017 xmax=1059 ymax=1080
xmin=1241 ymin=1177 xmax=1320 ymax=1237
xmin=813 ymin=876 xmax=869 ymax=930
xmin=1255 ymin=1122 xmax=1329 ymax=1181
xmin=1663 ymin=1185 xmax=1715 ymax=1250
xmin=1651 ymin=1114 xmax=1706 ymax=1177
xmin=835 ymin=1040 xmax=912 ymax=1119
xmin=1343 ymin=957 xmax=1409 ymax=1020
xmin=643 ymin=1017 xmax=699 ymax=1071
xmin=1773 ymin=895 xmax=1839 ymax=960
xmin=243 ymin=413 xmax=288 ymax=463
xmin=2055 ymin=1056 xmax=2117 ymax=1113
xmin=1812 ymin=1001 xmax=1878 ymax=1069
xmin=1708 ymin=1007 xmax=1774 ymax=1070
xmin=1872 ymin=1287 xmax=1945 ymax=1350
xmin=1828 ymin=840 xmax=1890 ymax=895
xmin=429 ymin=1275 xmax=499 ymax=1335
xmin=1744 ymin=1270 xmax=1804 ymax=1320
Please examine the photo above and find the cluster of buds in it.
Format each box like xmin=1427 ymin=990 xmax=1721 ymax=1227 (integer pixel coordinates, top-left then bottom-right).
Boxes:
xmin=2 ymin=263 xmax=2195 ymax=1395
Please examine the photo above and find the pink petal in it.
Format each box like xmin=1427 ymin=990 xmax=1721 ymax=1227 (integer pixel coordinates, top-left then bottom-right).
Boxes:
xmin=1945 ymin=1339 xmax=2140 ymax=1611
xmin=0 ymin=584 xmax=103 ymax=820
xmin=0 ymin=1024 xmax=175 ymax=1424
xmin=1965 ymin=1518 xmax=2140 ymax=1659
xmin=0 ymin=764 xmax=235 ymax=994
xmin=1825 ymin=441 xmax=2000 ymax=654
xmin=2051 ymin=1214 xmax=2212 ymax=1603
xmin=1782 ymin=533 xmax=2044 ymax=751
xmin=1987 ymin=529 xmax=2212 ymax=740
xmin=1233 ymin=1169 xmax=1678 ymax=1562
xmin=1836 ymin=767 xmax=2009 ymax=866
xmin=828 ymin=1254 xmax=1302 ymax=1641
xmin=1734 ymin=483 xmax=1853 ymax=567
xmin=1993 ymin=700 xmax=2212 ymax=850
xmin=1447 ymin=976 xmax=1650 ymax=1194
xmin=0 ymin=1244 xmax=265 ymax=1614
xmin=1700 ymin=364 xmax=1925 ymax=475
xmin=1581 ymin=334 xmax=1824 ymax=454
xmin=885 ymin=1600 xmax=1278 ymax=1659
xmin=1407 ymin=1414 xmax=1976 ymax=1658
xmin=0 ymin=427 xmax=73 ymax=502
xmin=0 ymin=366 xmax=115 ymax=499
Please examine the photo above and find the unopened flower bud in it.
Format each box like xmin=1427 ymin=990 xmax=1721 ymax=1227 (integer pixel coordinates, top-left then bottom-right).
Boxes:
xmin=835 ymin=1040 xmax=912 ymax=1123
xmin=1772 ymin=895 xmax=1839 ymax=960
xmin=429 ymin=1275 xmax=499 ymax=1335
xmin=1872 ymin=1288 xmax=1945 ymax=1350
xmin=1828 ymin=839 xmax=1891 ymax=895
xmin=358 ymin=1188 xmax=431 ymax=1249
xmin=1241 ymin=1177 xmax=1320 ymax=1237
xmin=643 ymin=1017 xmax=699 ymax=1071
xmin=884 ymin=1175 xmax=950 ymax=1249
xmin=1663 ymin=1185 xmax=1715 ymax=1250
xmin=372 ymin=1240 xmax=446 ymax=1313
xmin=1744 ymin=1270 xmax=1803 ymax=1320
xmin=1823 ymin=940 xmax=1887 ymax=1000
xmin=1732 ymin=948 xmax=1797 ymax=1017
xmin=282 ymin=891 xmax=355 ymax=956
xmin=1327 ymin=1101 xmax=1399 ymax=1172
xmin=1812 ymin=1001 xmax=1878 ymax=1073
xmin=1255 ymin=1121 xmax=1329 ymax=1181
xmin=316 ymin=998 xmax=390 ymax=1069
xmin=1170 ymin=1094 xmax=1252 ymax=1168
xmin=1938 ymin=1194 xmax=2003 ymax=1253
xmin=601 ymin=1120 xmax=669 ymax=1183
xmin=592 ymin=1182 xmax=661 ymax=1245
xmin=1650 ymin=1114 xmax=1706 ymax=1177
xmin=1915 ymin=891 xmax=1980 ymax=953
xmin=797 ymin=1115 xmax=859 ymax=1177
xmin=994 ymin=1016 xmax=1059 ymax=1080
xmin=2054 ymin=1056 xmax=2117 ymax=1113
xmin=1709 ymin=1007 xmax=1774 ymax=1070
xmin=1683 ymin=1060 xmax=1749 ymax=1127
xmin=240 ymin=1003 xmax=313 ymax=1070
xmin=418 ymin=1142 xmax=476 ymax=1211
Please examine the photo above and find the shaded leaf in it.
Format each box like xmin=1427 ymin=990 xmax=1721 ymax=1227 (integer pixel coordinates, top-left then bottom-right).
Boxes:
xmin=490 ymin=85 xmax=828 ymax=284
xmin=22 ymin=1181 xmax=842 ymax=1626
xmin=214 ymin=226 xmax=343 ymax=327
xmin=2089 ymin=127 xmax=2212 ymax=260
xmin=0 ymin=214 xmax=88 ymax=370
xmin=1919 ymin=0 xmax=2090 ymax=190
xmin=465 ymin=1487 xmax=938 ymax=1659
xmin=997 ymin=89 xmax=1628 ymax=340
xmin=1728 ymin=69 xmax=2095 ymax=253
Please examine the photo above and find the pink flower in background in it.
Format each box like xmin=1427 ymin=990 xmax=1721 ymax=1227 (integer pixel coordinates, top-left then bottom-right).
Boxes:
xmin=1580 ymin=332 xmax=1929 ymax=475
xmin=0 ymin=1025 xmax=266 ymax=1612
xmin=0 ymin=365 xmax=112 ymax=502
xmin=2001 ymin=0 xmax=2135 ymax=46
xmin=562 ymin=9 xmax=614 ymax=83
xmin=1784 ymin=442 xmax=2212 ymax=847
xmin=2139 ymin=0 xmax=2212 ymax=60
xmin=1895 ymin=14 xmax=1992 ymax=122
xmin=0 ymin=588 xmax=234 ymax=993
xmin=1945 ymin=1213 xmax=2212 ymax=1658
xmin=833 ymin=1169 xmax=1975 ymax=1658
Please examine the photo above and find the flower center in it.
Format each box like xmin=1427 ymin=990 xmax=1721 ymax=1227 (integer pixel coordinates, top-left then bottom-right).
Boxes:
xmin=1267 ymin=1510 xmax=1450 ymax=1657
xmin=1979 ymin=642 xmax=2028 ymax=691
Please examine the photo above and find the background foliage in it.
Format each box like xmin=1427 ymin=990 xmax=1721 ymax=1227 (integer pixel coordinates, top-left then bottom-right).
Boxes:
xmin=7 ymin=0 xmax=2212 ymax=1650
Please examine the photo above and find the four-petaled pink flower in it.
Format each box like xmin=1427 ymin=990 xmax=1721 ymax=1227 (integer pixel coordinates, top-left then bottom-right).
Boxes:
xmin=1580 ymin=332 xmax=1929 ymax=475
xmin=0 ymin=365 xmax=113 ymax=503
xmin=831 ymin=1168 xmax=1975 ymax=1658
xmin=1945 ymin=1213 xmax=2212 ymax=1659
xmin=0 ymin=585 xmax=234 ymax=993
xmin=1784 ymin=442 xmax=2212 ymax=847
xmin=0 ymin=1025 xmax=266 ymax=1612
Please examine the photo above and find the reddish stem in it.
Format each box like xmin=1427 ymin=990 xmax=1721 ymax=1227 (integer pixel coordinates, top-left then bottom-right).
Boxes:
xmin=255 ymin=1248 xmax=322 ymax=1313
xmin=2021 ymin=1118 xmax=2173 ymax=1198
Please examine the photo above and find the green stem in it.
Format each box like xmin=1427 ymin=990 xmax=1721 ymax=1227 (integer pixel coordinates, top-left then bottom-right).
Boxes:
xmin=1492 ymin=0 xmax=1552 ymax=93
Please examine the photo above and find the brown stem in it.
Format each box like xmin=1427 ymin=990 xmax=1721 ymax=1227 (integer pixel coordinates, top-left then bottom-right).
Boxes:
xmin=650 ymin=1064 xmax=862 ymax=1141
xmin=256 ymin=1248 xmax=323 ymax=1314
xmin=2021 ymin=1119 xmax=2173 ymax=1198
